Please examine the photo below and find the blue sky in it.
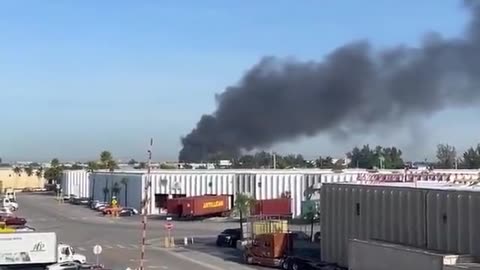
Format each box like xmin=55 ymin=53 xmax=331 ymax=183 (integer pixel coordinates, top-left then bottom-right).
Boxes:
xmin=0 ymin=1 xmax=476 ymax=162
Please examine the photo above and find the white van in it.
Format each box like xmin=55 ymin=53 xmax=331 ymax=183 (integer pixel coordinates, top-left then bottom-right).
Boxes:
xmin=1 ymin=197 xmax=18 ymax=211
xmin=4 ymin=189 xmax=16 ymax=202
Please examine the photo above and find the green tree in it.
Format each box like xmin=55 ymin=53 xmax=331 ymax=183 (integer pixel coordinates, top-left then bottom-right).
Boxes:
xmin=44 ymin=158 xmax=63 ymax=184
xmin=35 ymin=167 xmax=43 ymax=178
xmin=51 ymin=158 xmax=60 ymax=168
xmin=100 ymin=151 xmax=113 ymax=169
xmin=160 ymin=163 xmax=176 ymax=169
xmin=234 ymin=193 xmax=256 ymax=240
xmin=462 ymin=144 xmax=480 ymax=169
xmin=86 ymin=161 xmax=99 ymax=200
xmin=127 ymin=159 xmax=137 ymax=165
xmin=120 ymin=177 xmax=129 ymax=207
xmin=436 ymin=144 xmax=457 ymax=169
xmin=13 ymin=166 xmax=22 ymax=175
xmin=24 ymin=166 xmax=34 ymax=177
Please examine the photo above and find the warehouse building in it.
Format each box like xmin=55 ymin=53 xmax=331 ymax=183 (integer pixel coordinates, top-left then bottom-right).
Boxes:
xmin=62 ymin=169 xmax=365 ymax=217
xmin=321 ymin=181 xmax=480 ymax=269
xmin=62 ymin=169 xmax=480 ymax=218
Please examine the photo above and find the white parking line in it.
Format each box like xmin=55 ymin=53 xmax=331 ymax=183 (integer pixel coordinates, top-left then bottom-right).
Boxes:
xmin=104 ymin=245 xmax=113 ymax=249
xmin=130 ymin=244 xmax=139 ymax=249
xmin=70 ymin=217 xmax=77 ymax=220
xmin=116 ymin=244 xmax=126 ymax=248
xmin=81 ymin=217 xmax=87 ymax=220
xmin=77 ymin=247 xmax=86 ymax=251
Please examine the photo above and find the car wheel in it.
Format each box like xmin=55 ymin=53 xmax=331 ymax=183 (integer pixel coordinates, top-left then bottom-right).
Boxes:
xmin=290 ymin=262 xmax=299 ymax=270
xmin=281 ymin=260 xmax=289 ymax=270
xmin=244 ymin=254 xmax=254 ymax=265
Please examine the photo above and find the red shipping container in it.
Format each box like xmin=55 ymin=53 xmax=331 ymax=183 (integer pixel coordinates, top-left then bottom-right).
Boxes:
xmin=179 ymin=195 xmax=230 ymax=217
xmin=166 ymin=198 xmax=181 ymax=216
xmin=252 ymin=198 xmax=292 ymax=217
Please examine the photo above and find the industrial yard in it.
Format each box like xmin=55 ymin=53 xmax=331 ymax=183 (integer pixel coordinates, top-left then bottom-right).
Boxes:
xmin=54 ymin=168 xmax=480 ymax=270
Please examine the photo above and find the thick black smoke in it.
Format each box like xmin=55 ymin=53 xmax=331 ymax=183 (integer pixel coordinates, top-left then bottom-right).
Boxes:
xmin=179 ymin=1 xmax=480 ymax=162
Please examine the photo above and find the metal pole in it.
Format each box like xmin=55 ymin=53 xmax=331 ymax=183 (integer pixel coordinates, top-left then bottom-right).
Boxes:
xmin=139 ymin=138 xmax=153 ymax=270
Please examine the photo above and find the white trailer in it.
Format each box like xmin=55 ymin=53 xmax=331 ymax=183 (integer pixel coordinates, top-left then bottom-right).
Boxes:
xmin=0 ymin=232 xmax=57 ymax=265
xmin=0 ymin=232 xmax=86 ymax=266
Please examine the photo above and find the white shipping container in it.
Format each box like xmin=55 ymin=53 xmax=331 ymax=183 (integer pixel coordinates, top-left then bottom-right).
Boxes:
xmin=61 ymin=170 xmax=90 ymax=198
xmin=0 ymin=232 xmax=57 ymax=265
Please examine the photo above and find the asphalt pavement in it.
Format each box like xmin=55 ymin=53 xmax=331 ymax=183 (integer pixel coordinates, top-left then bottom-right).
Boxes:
xmin=15 ymin=193 xmax=262 ymax=270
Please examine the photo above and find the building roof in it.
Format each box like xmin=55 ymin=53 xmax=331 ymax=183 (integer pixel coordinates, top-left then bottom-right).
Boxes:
xmin=329 ymin=180 xmax=480 ymax=192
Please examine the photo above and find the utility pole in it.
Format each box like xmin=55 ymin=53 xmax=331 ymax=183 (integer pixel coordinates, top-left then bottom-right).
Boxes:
xmin=139 ymin=138 xmax=153 ymax=270
xmin=272 ymin=152 xmax=276 ymax=169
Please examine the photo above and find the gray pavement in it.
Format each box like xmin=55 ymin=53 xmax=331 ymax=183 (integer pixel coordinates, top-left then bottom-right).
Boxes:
xmin=15 ymin=193 xmax=265 ymax=270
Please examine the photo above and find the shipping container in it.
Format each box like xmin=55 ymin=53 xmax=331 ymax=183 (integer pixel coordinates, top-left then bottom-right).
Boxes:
xmin=251 ymin=220 xmax=288 ymax=235
xmin=321 ymin=182 xmax=480 ymax=268
xmin=61 ymin=170 xmax=90 ymax=198
xmin=177 ymin=195 xmax=230 ymax=217
xmin=166 ymin=198 xmax=181 ymax=216
xmin=252 ymin=198 xmax=292 ymax=217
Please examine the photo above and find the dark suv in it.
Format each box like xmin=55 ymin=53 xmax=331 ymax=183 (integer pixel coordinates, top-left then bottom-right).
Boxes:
xmin=216 ymin=228 xmax=242 ymax=247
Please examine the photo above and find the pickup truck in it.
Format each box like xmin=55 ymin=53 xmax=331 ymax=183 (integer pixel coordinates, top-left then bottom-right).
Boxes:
xmin=1 ymin=197 xmax=18 ymax=211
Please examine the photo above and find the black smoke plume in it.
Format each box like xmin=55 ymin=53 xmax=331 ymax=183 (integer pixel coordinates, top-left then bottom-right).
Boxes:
xmin=179 ymin=1 xmax=480 ymax=162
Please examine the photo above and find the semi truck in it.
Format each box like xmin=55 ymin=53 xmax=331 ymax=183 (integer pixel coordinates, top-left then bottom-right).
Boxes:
xmin=0 ymin=232 xmax=86 ymax=267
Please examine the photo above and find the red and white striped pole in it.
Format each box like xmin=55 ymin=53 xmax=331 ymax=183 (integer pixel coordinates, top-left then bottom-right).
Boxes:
xmin=139 ymin=138 xmax=153 ymax=270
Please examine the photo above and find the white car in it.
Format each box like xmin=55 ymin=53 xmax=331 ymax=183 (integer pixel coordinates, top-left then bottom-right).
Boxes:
xmin=1 ymin=197 xmax=18 ymax=211
xmin=0 ymin=206 xmax=12 ymax=214
xmin=47 ymin=261 xmax=82 ymax=270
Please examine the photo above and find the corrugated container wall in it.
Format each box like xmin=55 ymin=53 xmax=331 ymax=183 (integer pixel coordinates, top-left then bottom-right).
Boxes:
xmin=321 ymin=183 xmax=480 ymax=268
xmin=61 ymin=170 xmax=90 ymax=198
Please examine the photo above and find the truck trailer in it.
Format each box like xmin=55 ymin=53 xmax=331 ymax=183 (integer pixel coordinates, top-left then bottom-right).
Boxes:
xmin=0 ymin=232 xmax=86 ymax=267
xmin=167 ymin=195 xmax=231 ymax=218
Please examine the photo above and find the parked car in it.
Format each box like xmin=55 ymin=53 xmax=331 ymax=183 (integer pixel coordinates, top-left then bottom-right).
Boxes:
xmin=64 ymin=194 xmax=77 ymax=201
xmin=70 ymin=197 xmax=89 ymax=205
xmin=88 ymin=200 xmax=100 ymax=209
xmin=47 ymin=262 xmax=108 ymax=270
xmin=119 ymin=207 xmax=139 ymax=216
xmin=216 ymin=228 xmax=242 ymax=247
xmin=0 ymin=213 xmax=26 ymax=226
xmin=10 ymin=225 xmax=36 ymax=232
xmin=93 ymin=202 xmax=107 ymax=211
xmin=1 ymin=197 xmax=18 ymax=211
xmin=0 ymin=206 xmax=12 ymax=214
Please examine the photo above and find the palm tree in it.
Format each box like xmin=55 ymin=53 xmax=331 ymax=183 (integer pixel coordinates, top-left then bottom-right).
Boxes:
xmin=102 ymin=187 xmax=109 ymax=202
xmin=120 ymin=177 xmax=129 ymax=207
xmin=35 ymin=167 xmax=43 ymax=178
xmin=86 ymin=161 xmax=98 ymax=201
xmin=235 ymin=193 xmax=256 ymax=240
xmin=24 ymin=166 xmax=34 ymax=177
xmin=112 ymin=182 xmax=121 ymax=199
xmin=106 ymin=159 xmax=117 ymax=201
xmin=51 ymin=158 xmax=60 ymax=168
xmin=100 ymin=151 xmax=113 ymax=169
xmin=13 ymin=166 xmax=22 ymax=176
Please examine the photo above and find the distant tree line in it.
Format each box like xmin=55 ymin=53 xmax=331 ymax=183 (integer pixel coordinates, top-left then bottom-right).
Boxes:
xmin=206 ymin=143 xmax=480 ymax=170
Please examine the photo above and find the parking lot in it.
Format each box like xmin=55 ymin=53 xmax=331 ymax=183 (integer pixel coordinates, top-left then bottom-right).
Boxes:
xmin=7 ymin=192 xmax=321 ymax=269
